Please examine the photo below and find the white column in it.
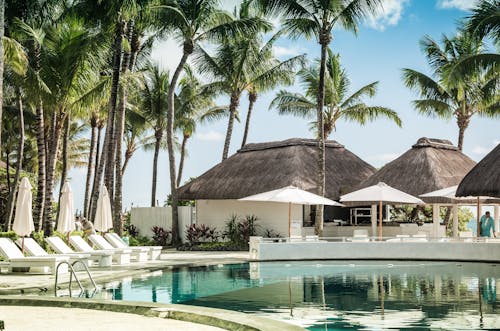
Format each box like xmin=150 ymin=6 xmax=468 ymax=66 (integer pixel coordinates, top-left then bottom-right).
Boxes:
xmin=371 ymin=204 xmax=377 ymax=237
xmin=452 ymin=204 xmax=459 ymax=238
xmin=494 ymin=205 xmax=499 ymax=237
xmin=432 ymin=204 xmax=440 ymax=238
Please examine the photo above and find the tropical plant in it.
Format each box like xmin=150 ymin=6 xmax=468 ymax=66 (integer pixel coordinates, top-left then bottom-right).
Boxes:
xmin=156 ymin=0 xmax=269 ymax=245
xmin=256 ymin=0 xmax=384 ymax=236
xmin=467 ymin=0 xmax=500 ymax=43
xmin=402 ymin=32 xmax=499 ymax=151
xmin=271 ymin=49 xmax=401 ymax=138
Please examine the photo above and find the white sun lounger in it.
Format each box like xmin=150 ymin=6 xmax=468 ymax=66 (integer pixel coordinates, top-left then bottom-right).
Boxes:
xmin=46 ymin=236 xmax=113 ymax=267
xmin=104 ymin=233 xmax=162 ymax=260
xmin=89 ymin=234 xmax=147 ymax=262
xmin=70 ymin=236 xmax=130 ymax=265
xmin=15 ymin=237 xmax=92 ymax=267
xmin=0 ymin=238 xmax=69 ymax=275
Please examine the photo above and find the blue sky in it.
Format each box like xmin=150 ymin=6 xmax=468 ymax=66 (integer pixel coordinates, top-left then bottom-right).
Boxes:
xmin=67 ymin=0 xmax=499 ymax=212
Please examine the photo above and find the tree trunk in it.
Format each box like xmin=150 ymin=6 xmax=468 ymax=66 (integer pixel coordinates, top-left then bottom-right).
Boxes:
xmin=5 ymin=149 xmax=10 ymax=193
xmin=6 ymin=89 xmax=24 ymax=230
xmin=0 ymin=0 xmax=4 ymax=157
xmin=456 ymin=115 xmax=470 ymax=152
xmin=34 ymin=100 xmax=46 ymax=231
xmin=113 ymin=20 xmax=134 ymax=236
xmin=314 ymin=34 xmax=329 ymax=237
xmin=151 ymin=130 xmax=162 ymax=207
xmin=176 ymin=134 xmax=189 ymax=187
xmin=241 ymin=92 xmax=257 ymax=148
xmin=57 ymin=113 xmax=70 ymax=221
xmin=83 ymin=120 xmax=97 ymax=218
xmin=43 ymin=113 xmax=64 ymax=236
xmin=122 ymin=144 xmax=133 ymax=176
xmin=90 ymin=20 xmax=124 ymax=221
xmin=222 ymin=92 xmax=240 ymax=160
xmin=167 ymin=41 xmax=192 ymax=246
xmin=88 ymin=125 xmax=102 ymax=218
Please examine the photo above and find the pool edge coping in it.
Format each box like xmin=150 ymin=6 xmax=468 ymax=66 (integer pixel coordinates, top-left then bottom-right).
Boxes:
xmin=0 ymin=295 xmax=306 ymax=331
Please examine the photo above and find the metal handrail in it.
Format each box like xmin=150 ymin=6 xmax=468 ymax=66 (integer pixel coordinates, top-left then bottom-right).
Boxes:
xmin=54 ymin=259 xmax=97 ymax=297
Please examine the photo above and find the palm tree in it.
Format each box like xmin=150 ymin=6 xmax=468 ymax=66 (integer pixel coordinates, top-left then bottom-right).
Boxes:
xmin=174 ymin=65 xmax=226 ymax=187
xmin=467 ymin=0 xmax=500 ymax=43
xmin=402 ymin=33 xmax=499 ymax=151
xmin=271 ymin=49 xmax=401 ymax=138
xmin=256 ymin=0 xmax=384 ymax=235
xmin=140 ymin=62 xmax=169 ymax=207
xmin=122 ymin=109 xmax=152 ymax=176
xmin=157 ymin=0 xmax=269 ymax=244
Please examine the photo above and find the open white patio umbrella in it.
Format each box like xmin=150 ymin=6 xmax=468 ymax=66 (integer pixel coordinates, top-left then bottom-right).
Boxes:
xmin=238 ymin=186 xmax=344 ymax=237
xmin=57 ymin=182 xmax=75 ymax=240
xmin=12 ymin=177 xmax=34 ymax=253
xmin=420 ymin=185 xmax=499 ymax=238
xmin=94 ymin=185 xmax=113 ymax=233
xmin=340 ymin=182 xmax=424 ymax=239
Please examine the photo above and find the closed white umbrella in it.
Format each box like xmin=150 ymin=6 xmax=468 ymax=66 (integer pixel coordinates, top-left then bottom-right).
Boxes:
xmin=57 ymin=182 xmax=75 ymax=241
xmin=238 ymin=186 xmax=344 ymax=237
xmin=340 ymin=182 xmax=424 ymax=239
xmin=94 ymin=185 xmax=113 ymax=233
xmin=12 ymin=177 xmax=34 ymax=253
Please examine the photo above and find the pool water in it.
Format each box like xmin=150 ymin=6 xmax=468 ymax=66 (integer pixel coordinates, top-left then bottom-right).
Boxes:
xmin=98 ymin=261 xmax=499 ymax=330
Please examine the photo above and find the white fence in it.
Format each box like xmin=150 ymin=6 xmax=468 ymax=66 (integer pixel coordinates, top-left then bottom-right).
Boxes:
xmin=130 ymin=206 xmax=194 ymax=243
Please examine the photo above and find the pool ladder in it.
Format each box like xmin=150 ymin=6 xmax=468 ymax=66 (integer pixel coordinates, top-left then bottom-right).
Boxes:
xmin=54 ymin=260 xmax=98 ymax=298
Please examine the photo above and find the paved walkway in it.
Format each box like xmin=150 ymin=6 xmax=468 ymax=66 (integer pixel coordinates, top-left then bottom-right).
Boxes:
xmin=1 ymin=306 xmax=225 ymax=331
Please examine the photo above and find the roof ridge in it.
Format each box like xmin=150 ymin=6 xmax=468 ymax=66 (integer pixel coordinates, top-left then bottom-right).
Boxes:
xmin=412 ymin=137 xmax=457 ymax=151
xmin=239 ymin=138 xmax=344 ymax=153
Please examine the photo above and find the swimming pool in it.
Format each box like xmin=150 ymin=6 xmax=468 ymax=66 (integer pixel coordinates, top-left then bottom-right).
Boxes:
xmin=97 ymin=261 xmax=500 ymax=330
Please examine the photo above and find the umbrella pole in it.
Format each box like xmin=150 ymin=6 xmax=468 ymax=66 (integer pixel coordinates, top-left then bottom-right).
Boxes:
xmin=379 ymin=200 xmax=383 ymax=240
xmin=288 ymin=202 xmax=291 ymax=239
xmin=477 ymin=197 xmax=481 ymax=238
xmin=21 ymin=237 xmax=25 ymax=255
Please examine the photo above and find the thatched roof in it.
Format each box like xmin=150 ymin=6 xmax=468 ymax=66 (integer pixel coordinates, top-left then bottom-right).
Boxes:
xmin=178 ymin=138 xmax=376 ymax=200
xmin=457 ymin=143 xmax=500 ymax=198
xmin=357 ymin=138 xmax=476 ymax=199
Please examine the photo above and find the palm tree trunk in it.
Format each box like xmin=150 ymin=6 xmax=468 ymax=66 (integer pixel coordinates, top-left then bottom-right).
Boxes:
xmin=57 ymin=113 xmax=70 ymax=221
xmin=34 ymin=100 xmax=46 ymax=231
xmin=167 ymin=42 xmax=192 ymax=246
xmin=89 ymin=124 xmax=102 ymax=218
xmin=241 ymin=92 xmax=257 ymax=148
xmin=6 ymin=89 xmax=24 ymax=230
xmin=176 ymin=134 xmax=189 ymax=187
xmin=83 ymin=120 xmax=97 ymax=218
xmin=122 ymin=144 xmax=133 ymax=176
xmin=90 ymin=20 xmax=124 ymax=221
xmin=0 ymin=0 xmax=4 ymax=157
xmin=43 ymin=113 xmax=63 ymax=236
xmin=222 ymin=92 xmax=240 ymax=160
xmin=457 ymin=115 xmax=470 ymax=152
xmin=151 ymin=130 xmax=162 ymax=207
xmin=5 ymin=150 xmax=10 ymax=193
xmin=315 ymin=34 xmax=329 ymax=237
xmin=113 ymin=20 xmax=134 ymax=236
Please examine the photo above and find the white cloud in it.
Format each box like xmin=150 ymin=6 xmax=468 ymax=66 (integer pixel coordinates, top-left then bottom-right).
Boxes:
xmin=273 ymin=45 xmax=303 ymax=57
xmin=195 ymin=130 xmax=225 ymax=142
xmin=472 ymin=145 xmax=491 ymax=155
xmin=437 ymin=0 xmax=479 ymax=11
xmin=366 ymin=152 xmax=401 ymax=164
xmin=365 ymin=0 xmax=409 ymax=31
xmin=150 ymin=39 xmax=183 ymax=73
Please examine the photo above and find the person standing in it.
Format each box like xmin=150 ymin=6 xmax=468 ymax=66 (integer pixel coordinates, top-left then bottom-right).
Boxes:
xmin=480 ymin=211 xmax=496 ymax=238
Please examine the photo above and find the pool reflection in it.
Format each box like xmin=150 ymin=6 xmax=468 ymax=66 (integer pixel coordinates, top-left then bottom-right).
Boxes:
xmin=101 ymin=261 xmax=500 ymax=330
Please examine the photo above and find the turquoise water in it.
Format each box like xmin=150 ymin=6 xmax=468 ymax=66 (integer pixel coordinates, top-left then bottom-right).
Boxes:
xmin=99 ymin=261 xmax=500 ymax=330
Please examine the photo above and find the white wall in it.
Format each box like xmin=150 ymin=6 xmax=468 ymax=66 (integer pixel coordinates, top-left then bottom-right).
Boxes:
xmin=196 ymin=200 xmax=303 ymax=237
xmin=130 ymin=206 xmax=194 ymax=242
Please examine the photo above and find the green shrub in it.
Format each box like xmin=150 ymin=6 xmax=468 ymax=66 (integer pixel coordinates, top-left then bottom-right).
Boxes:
xmin=0 ymin=231 xmax=18 ymax=241
xmin=129 ymin=235 xmax=153 ymax=247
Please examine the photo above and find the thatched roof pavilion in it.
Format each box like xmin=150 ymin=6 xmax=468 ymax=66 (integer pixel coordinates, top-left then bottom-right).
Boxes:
xmin=178 ymin=138 xmax=375 ymax=200
xmin=457 ymin=143 xmax=500 ymax=198
xmin=357 ymin=138 xmax=476 ymax=200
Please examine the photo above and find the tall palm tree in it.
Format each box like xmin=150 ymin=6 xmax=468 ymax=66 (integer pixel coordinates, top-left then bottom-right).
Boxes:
xmin=271 ymin=49 xmax=401 ymax=138
xmin=174 ymin=65 xmax=226 ymax=187
xmin=467 ymin=0 xmax=500 ymax=43
xmin=140 ymin=62 xmax=169 ymax=207
xmin=122 ymin=108 xmax=152 ymax=176
xmin=157 ymin=0 xmax=269 ymax=244
xmin=256 ymin=0 xmax=384 ymax=235
xmin=402 ymin=33 xmax=499 ymax=151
